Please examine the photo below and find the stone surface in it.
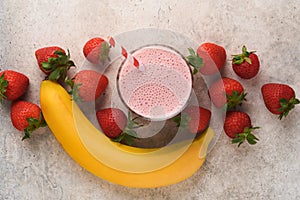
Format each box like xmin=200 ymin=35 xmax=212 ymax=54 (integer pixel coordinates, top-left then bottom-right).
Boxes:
xmin=1 ymin=0 xmax=300 ymax=199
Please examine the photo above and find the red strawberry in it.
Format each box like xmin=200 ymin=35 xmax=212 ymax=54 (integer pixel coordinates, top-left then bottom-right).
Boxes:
xmin=96 ymin=108 xmax=127 ymax=138
xmin=232 ymin=46 xmax=260 ymax=79
xmin=209 ymin=77 xmax=247 ymax=109
xmin=174 ymin=106 xmax=211 ymax=134
xmin=83 ymin=37 xmax=110 ymax=64
xmin=96 ymin=108 xmax=139 ymax=144
xmin=70 ymin=70 xmax=108 ymax=102
xmin=35 ymin=46 xmax=65 ymax=74
xmin=261 ymin=83 xmax=299 ymax=119
xmin=224 ymin=111 xmax=259 ymax=147
xmin=186 ymin=42 xmax=226 ymax=75
xmin=35 ymin=46 xmax=75 ymax=80
xmin=10 ymin=100 xmax=47 ymax=140
xmin=0 ymin=70 xmax=29 ymax=102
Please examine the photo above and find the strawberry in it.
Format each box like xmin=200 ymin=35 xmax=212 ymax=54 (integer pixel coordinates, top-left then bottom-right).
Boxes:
xmin=10 ymin=100 xmax=47 ymax=140
xmin=35 ymin=46 xmax=75 ymax=80
xmin=186 ymin=42 xmax=226 ymax=75
xmin=69 ymin=70 xmax=108 ymax=102
xmin=83 ymin=37 xmax=110 ymax=64
xmin=96 ymin=108 xmax=140 ymax=145
xmin=96 ymin=108 xmax=127 ymax=138
xmin=261 ymin=83 xmax=299 ymax=119
xmin=232 ymin=46 xmax=260 ymax=79
xmin=0 ymin=70 xmax=29 ymax=102
xmin=209 ymin=77 xmax=247 ymax=109
xmin=174 ymin=106 xmax=211 ymax=134
xmin=224 ymin=111 xmax=259 ymax=147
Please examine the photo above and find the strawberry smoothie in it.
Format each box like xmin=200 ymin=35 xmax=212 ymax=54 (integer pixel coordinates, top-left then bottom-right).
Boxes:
xmin=117 ymin=45 xmax=193 ymax=121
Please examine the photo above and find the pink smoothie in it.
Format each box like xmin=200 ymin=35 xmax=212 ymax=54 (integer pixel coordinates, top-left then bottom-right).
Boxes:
xmin=117 ymin=45 xmax=192 ymax=120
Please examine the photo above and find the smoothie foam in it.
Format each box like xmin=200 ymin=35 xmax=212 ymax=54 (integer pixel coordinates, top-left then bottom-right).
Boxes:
xmin=118 ymin=46 xmax=192 ymax=120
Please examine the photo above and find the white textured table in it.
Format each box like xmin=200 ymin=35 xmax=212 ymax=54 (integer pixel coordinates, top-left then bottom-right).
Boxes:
xmin=1 ymin=0 xmax=299 ymax=199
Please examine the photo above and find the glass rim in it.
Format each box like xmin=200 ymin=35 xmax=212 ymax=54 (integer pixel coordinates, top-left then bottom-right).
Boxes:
xmin=116 ymin=44 xmax=194 ymax=121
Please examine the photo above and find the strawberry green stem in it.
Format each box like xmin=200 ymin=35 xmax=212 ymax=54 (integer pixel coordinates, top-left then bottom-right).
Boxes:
xmin=186 ymin=48 xmax=203 ymax=74
xmin=232 ymin=46 xmax=256 ymax=65
xmin=173 ymin=113 xmax=191 ymax=128
xmin=22 ymin=113 xmax=47 ymax=141
xmin=0 ymin=73 xmax=8 ymax=103
xmin=99 ymin=42 xmax=111 ymax=63
xmin=232 ymin=126 xmax=259 ymax=147
xmin=43 ymin=50 xmax=76 ymax=81
xmin=278 ymin=97 xmax=300 ymax=120
xmin=226 ymin=90 xmax=247 ymax=109
xmin=112 ymin=112 xmax=141 ymax=145
xmin=65 ymin=77 xmax=82 ymax=102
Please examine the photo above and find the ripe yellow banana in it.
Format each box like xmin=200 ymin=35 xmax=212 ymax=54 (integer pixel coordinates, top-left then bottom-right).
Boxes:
xmin=40 ymin=80 xmax=214 ymax=188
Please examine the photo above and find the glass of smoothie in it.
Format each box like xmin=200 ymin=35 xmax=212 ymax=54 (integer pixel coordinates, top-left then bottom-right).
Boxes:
xmin=117 ymin=45 xmax=193 ymax=121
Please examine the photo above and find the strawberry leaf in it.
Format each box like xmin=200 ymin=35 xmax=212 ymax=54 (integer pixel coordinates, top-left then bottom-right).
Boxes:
xmin=123 ymin=128 xmax=138 ymax=137
xmin=173 ymin=115 xmax=182 ymax=127
xmin=246 ymin=133 xmax=259 ymax=145
xmin=99 ymin=42 xmax=110 ymax=63
xmin=22 ymin=113 xmax=47 ymax=141
xmin=232 ymin=45 xmax=255 ymax=65
xmin=42 ymin=59 xmax=55 ymax=70
xmin=278 ymin=97 xmax=300 ymax=120
xmin=70 ymin=83 xmax=82 ymax=102
xmin=43 ymin=49 xmax=76 ymax=81
xmin=232 ymin=126 xmax=259 ymax=147
xmin=0 ymin=73 xmax=8 ymax=103
xmin=65 ymin=77 xmax=83 ymax=102
xmin=186 ymin=48 xmax=203 ymax=74
xmin=226 ymin=90 xmax=247 ymax=109
xmin=112 ymin=112 xmax=141 ymax=145
xmin=112 ymin=131 xmax=137 ymax=145
xmin=232 ymin=56 xmax=244 ymax=64
xmin=123 ymin=135 xmax=133 ymax=145
xmin=48 ymin=68 xmax=62 ymax=80
xmin=22 ymin=129 xmax=31 ymax=141
xmin=232 ymin=136 xmax=245 ymax=147
xmin=242 ymin=46 xmax=248 ymax=54
xmin=126 ymin=112 xmax=143 ymax=130
xmin=112 ymin=134 xmax=125 ymax=143
xmin=244 ymin=57 xmax=252 ymax=64
xmin=173 ymin=113 xmax=191 ymax=129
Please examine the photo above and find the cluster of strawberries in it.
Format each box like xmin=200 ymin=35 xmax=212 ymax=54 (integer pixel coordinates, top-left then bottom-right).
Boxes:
xmin=0 ymin=38 xmax=111 ymax=140
xmin=0 ymin=70 xmax=46 ymax=140
xmin=1 ymin=37 xmax=299 ymax=148
xmin=186 ymin=43 xmax=299 ymax=147
xmin=0 ymin=37 xmax=146 ymax=144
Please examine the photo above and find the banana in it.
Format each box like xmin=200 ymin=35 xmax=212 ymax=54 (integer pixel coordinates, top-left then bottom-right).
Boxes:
xmin=40 ymin=80 xmax=214 ymax=188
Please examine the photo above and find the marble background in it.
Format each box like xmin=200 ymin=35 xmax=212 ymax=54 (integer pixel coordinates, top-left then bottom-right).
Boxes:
xmin=0 ymin=0 xmax=300 ymax=199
